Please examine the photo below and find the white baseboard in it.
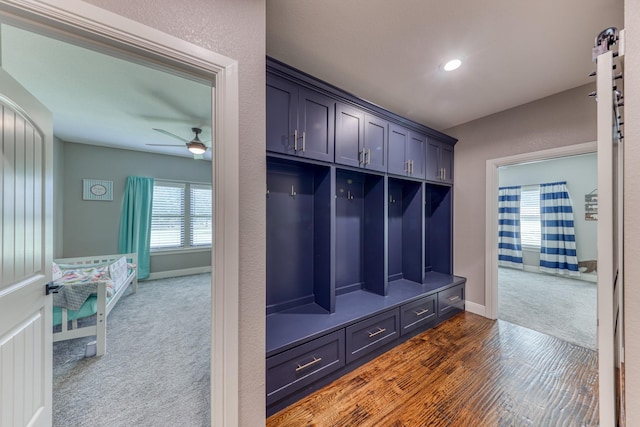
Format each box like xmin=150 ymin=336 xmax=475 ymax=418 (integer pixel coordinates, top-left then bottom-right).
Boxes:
xmin=465 ymin=301 xmax=486 ymax=317
xmin=144 ymin=266 xmax=212 ymax=281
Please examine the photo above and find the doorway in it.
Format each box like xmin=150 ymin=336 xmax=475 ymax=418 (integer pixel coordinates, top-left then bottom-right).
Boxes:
xmin=0 ymin=2 xmax=240 ymax=425
xmin=497 ymin=153 xmax=597 ymax=350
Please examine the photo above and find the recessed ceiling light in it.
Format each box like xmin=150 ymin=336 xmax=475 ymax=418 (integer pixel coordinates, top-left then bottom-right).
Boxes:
xmin=443 ymin=59 xmax=462 ymax=71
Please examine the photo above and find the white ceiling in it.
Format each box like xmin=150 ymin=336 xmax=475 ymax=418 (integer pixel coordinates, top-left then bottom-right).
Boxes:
xmin=1 ymin=24 xmax=213 ymax=160
xmin=267 ymin=0 xmax=624 ymax=130
xmin=0 ymin=1 xmax=625 ymax=157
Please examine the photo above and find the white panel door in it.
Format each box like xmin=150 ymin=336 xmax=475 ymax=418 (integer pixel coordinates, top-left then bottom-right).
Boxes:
xmin=0 ymin=67 xmax=53 ymax=427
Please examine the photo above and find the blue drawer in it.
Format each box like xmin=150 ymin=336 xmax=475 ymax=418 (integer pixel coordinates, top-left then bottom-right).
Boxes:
xmin=438 ymin=284 xmax=465 ymax=317
xmin=400 ymin=294 xmax=437 ymax=336
xmin=345 ymin=309 xmax=399 ymax=364
xmin=266 ymin=329 xmax=345 ymax=406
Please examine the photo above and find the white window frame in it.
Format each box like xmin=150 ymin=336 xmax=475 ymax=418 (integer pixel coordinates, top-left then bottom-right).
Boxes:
xmin=150 ymin=180 xmax=212 ymax=252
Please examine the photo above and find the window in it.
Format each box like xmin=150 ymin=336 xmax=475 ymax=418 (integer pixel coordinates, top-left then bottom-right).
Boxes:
xmin=520 ymin=187 xmax=541 ymax=247
xmin=150 ymin=181 xmax=212 ymax=250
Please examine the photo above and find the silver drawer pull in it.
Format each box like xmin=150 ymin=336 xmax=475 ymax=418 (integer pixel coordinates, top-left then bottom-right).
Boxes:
xmin=414 ymin=308 xmax=431 ymax=316
xmin=295 ymin=356 xmax=322 ymax=372
xmin=367 ymin=327 xmax=386 ymax=338
xmin=448 ymin=295 xmax=461 ymax=302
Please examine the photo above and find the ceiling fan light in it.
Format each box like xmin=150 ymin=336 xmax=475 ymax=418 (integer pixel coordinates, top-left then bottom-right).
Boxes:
xmin=188 ymin=142 xmax=207 ymax=155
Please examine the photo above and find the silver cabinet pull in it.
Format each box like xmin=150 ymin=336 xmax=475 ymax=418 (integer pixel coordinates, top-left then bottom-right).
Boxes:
xmin=366 ymin=149 xmax=371 ymax=165
xmin=295 ymin=356 xmax=322 ymax=372
xmin=442 ymin=168 xmax=446 ymax=180
xmin=359 ymin=149 xmax=365 ymax=165
xmin=302 ymin=131 xmax=306 ymax=152
xmin=293 ymin=129 xmax=299 ymax=152
xmin=367 ymin=327 xmax=386 ymax=338
xmin=414 ymin=308 xmax=431 ymax=316
xmin=448 ymin=295 xmax=461 ymax=302
xmin=405 ymin=160 xmax=410 ymax=173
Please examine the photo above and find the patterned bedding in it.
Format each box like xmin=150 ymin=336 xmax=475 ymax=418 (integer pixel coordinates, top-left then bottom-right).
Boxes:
xmin=52 ymin=256 xmax=133 ymax=311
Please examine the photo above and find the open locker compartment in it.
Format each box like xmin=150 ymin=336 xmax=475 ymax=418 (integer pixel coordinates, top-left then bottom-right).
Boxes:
xmin=266 ymin=157 xmax=334 ymax=315
xmin=388 ymin=177 xmax=424 ymax=285
xmin=425 ymin=183 xmax=453 ymax=280
xmin=335 ymin=168 xmax=386 ymax=296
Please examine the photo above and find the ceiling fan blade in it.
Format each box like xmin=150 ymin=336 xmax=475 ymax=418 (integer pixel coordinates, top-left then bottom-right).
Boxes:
xmin=145 ymin=143 xmax=186 ymax=147
xmin=152 ymin=128 xmax=189 ymax=142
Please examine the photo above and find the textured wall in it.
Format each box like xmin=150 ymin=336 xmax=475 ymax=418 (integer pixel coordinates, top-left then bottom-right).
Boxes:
xmin=624 ymin=0 xmax=639 ymax=423
xmin=79 ymin=0 xmax=266 ymax=424
xmin=445 ymin=84 xmax=596 ymax=306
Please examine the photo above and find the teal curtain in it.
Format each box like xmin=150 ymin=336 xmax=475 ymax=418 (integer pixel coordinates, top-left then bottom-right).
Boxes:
xmin=119 ymin=176 xmax=154 ymax=279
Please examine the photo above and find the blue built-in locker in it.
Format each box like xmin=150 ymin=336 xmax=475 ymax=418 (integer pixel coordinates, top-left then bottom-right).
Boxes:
xmin=266 ymin=158 xmax=334 ymax=314
xmin=425 ymin=184 xmax=452 ymax=275
xmin=335 ymin=169 xmax=385 ymax=297
xmin=388 ymin=177 xmax=423 ymax=284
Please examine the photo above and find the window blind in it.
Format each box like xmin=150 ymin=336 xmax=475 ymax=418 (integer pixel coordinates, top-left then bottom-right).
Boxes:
xmin=520 ymin=188 xmax=541 ymax=247
xmin=190 ymin=184 xmax=213 ymax=247
xmin=150 ymin=182 xmax=185 ymax=249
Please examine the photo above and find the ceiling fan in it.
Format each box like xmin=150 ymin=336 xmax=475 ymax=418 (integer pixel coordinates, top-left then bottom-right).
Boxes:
xmin=146 ymin=127 xmax=210 ymax=158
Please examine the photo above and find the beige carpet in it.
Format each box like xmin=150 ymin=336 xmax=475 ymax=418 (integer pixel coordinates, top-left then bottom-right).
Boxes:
xmin=52 ymin=273 xmax=211 ymax=427
xmin=498 ymin=267 xmax=596 ymax=349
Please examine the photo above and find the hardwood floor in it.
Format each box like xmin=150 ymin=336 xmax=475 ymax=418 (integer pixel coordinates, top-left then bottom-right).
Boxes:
xmin=266 ymin=312 xmax=598 ymax=427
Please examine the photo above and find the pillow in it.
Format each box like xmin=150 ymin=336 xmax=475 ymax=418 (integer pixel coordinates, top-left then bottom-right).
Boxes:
xmin=52 ymin=262 xmax=63 ymax=281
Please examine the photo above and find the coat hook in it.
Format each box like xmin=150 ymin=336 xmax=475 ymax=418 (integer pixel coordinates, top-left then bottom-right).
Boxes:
xmin=290 ymin=185 xmax=296 ymax=198
xmin=347 ymin=190 xmax=354 ymax=200
xmin=389 ymin=195 xmax=396 ymax=204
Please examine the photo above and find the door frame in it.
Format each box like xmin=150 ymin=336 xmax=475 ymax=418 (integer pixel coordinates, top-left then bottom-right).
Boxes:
xmin=484 ymin=140 xmax=597 ymax=320
xmin=0 ymin=1 xmax=240 ymax=425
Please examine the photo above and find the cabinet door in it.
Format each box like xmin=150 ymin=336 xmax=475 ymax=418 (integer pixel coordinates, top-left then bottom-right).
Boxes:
xmin=440 ymin=143 xmax=454 ymax=184
xmin=425 ymin=139 xmax=441 ymax=182
xmin=335 ymin=103 xmax=364 ymax=168
xmin=387 ymin=124 xmax=409 ymax=176
xmin=407 ymin=132 xmax=426 ymax=179
xmin=266 ymin=74 xmax=298 ymax=155
xmin=363 ymin=115 xmax=387 ymax=173
xmin=298 ymin=87 xmax=335 ymax=162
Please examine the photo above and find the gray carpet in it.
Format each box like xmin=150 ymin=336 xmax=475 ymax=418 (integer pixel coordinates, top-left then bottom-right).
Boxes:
xmin=53 ymin=273 xmax=211 ymax=427
xmin=498 ymin=267 xmax=596 ymax=350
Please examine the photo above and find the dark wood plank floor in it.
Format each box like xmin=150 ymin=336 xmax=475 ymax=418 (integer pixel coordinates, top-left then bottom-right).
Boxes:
xmin=267 ymin=312 xmax=598 ymax=427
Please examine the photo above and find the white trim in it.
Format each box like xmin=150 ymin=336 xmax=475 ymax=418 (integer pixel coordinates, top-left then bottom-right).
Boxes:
xmin=596 ymin=51 xmax=616 ymax=427
xmin=485 ymin=141 xmax=597 ymax=320
xmin=145 ymin=266 xmax=212 ymax=281
xmin=464 ymin=301 xmax=486 ymax=317
xmin=0 ymin=2 xmax=240 ymax=425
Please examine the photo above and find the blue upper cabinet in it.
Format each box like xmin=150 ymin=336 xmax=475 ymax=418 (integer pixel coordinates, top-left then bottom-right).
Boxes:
xmin=363 ymin=115 xmax=388 ymax=173
xmin=335 ymin=102 xmax=387 ymax=173
xmin=426 ymin=139 xmax=454 ymax=184
xmin=388 ymin=123 xmax=426 ymax=179
xmin=267 ymin=73 xmax=335 ymax=162
xmin=335 ymin=103 xmax=364 ymax=168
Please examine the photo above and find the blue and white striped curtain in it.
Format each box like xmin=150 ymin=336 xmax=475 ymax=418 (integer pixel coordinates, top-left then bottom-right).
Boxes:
xmin=498 ymin=186 xmax=523 ymax=269
xmin=539 ymin=181 xmax=579 ymax=276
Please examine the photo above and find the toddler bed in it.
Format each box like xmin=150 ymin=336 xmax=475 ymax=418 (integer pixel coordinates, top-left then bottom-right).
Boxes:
xmin=52 ymin=253 xmax=138 ymax=356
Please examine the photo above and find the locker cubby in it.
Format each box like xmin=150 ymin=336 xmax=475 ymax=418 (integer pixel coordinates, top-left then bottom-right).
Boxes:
xmin=335 ymin=169 xmax=386 ymax=296
xmin=425 ymin=183 xmax=452 ymax=276
xmin=266 ymin=157 xmax=334 ymax=314
xmin=388 ymin=177 xmax=424 ymax=284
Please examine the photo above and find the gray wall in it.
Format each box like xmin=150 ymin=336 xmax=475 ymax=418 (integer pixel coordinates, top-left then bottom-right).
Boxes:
xmin=61 ymin=141 xmax=212 ymax=274
xmin=445 ymin=84 xmax=597 ymax=307
xmin=82 ymin=0 xmax=267 ymax=424
xmin=499 ymin=153 xmax=597 ymax=268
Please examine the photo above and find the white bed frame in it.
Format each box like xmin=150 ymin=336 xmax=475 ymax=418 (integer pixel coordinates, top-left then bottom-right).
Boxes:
xmin=52 ymin=253 xmax=138 ymax=356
